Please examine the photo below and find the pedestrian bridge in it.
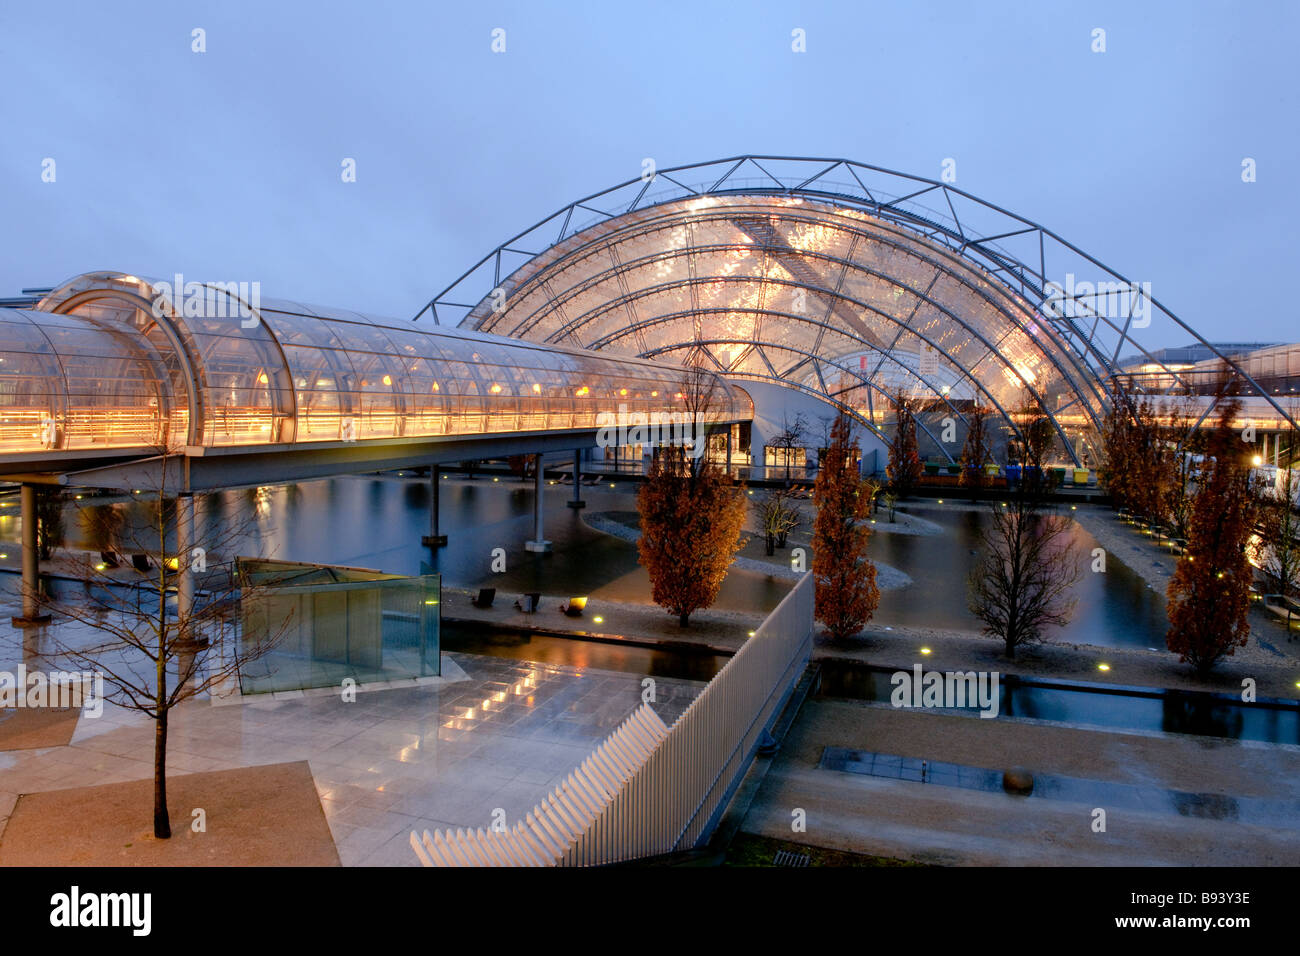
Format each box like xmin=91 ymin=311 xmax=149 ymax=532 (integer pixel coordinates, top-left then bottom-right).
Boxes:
xmin=0 ymin=271 xmax=751 ymax=491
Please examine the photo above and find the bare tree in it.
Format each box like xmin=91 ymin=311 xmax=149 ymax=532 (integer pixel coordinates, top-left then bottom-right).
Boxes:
xmin=25 ymin=449 xmax=285 ymax=839
xmin=768 ymin=412 xmax=809 ymax=485
xmin=968 ymin=459 xmax=1079 ymax=659
xmin=756 ymin=485 xmax=804 ymax=555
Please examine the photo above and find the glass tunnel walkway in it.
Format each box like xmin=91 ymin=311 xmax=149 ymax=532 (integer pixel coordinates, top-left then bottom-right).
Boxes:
xmin=0 ymin=271 xmax=750 ymax=467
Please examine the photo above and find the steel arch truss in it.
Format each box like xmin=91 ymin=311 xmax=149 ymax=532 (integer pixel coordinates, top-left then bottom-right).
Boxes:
xmin=418 ymin=156 xmax=1299 ymax=462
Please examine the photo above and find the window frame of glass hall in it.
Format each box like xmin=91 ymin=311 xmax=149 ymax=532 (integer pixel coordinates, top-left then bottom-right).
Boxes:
xmin=0 ymin=271 xmax=748 ymax=457
xmin=425 ymin=155 xmax=1300 ymax=466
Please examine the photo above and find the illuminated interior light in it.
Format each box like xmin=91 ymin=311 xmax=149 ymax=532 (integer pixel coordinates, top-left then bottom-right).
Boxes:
xmin=382 ymin=375 xmax=392 ymax=386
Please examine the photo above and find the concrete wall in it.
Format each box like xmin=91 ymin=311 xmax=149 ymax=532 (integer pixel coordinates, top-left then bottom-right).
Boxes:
xmin=731 ymin=380 xmax=887 ymax=475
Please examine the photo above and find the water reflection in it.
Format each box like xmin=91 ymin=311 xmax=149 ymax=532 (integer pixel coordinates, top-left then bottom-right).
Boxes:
xmin=872 ymin=505 xmax=1168 ymax=648
xmin=440 ymin=623 xmax=727 ymax=682
xmin=817 ymin=663 xmax=1300 ymax=746
xmin=7 ymin=476 xmax=789 ymax=615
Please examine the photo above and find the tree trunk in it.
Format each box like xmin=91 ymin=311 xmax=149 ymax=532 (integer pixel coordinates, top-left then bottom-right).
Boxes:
xmin=1004 ymin=635 xmax=1016 ymax=659
xmin=765 ymin=534 xmax=775 ymax=556
xmin=678 ymin=612 xmax=689 ymax=627
xmin=154 ymin=708 xmax=170 ymax=839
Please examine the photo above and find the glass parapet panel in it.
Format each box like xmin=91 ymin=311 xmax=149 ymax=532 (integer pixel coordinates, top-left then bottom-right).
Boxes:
xmin=237 ymin=571 xmax=440 ymax=694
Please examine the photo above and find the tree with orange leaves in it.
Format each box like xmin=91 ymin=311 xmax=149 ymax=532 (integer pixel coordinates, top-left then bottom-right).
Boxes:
xmin=636 ymin=368 xmax=747 ymax=627
xmin=1165 ymin=398 xmax=1258 ymax=674
xmin=813 ymin=411 xmax=879 ymax=640
xmin=959 ymin=405 xmax=993 ymax=490
xmin=887 ymin=392 xmax=923 ymax=498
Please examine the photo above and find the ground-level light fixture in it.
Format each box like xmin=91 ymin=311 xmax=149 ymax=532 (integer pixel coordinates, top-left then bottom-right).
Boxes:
xmin=920 ymin=647 xmax=932 ymax=655
xmin=592 ymin=616 xmax=603 ymax=624
xmin=1098 ymin=663 xmax=1111 ymax=672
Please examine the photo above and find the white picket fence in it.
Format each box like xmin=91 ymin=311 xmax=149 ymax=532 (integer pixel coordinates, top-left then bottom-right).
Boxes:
xmin=410 ymin=703 xmax=669 ymax=866
xmin=412 ymin=571 xmax=814 ymax=867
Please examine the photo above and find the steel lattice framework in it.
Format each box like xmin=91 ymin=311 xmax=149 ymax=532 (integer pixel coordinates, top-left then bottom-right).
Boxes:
xmin=417 ymin=155 xmax=1296 ymax=465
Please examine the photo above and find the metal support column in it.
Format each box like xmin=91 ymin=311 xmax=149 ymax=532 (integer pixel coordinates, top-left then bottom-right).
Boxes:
xmin=176 ymin=493 xmax=196 ymax=643
xmin=422 ymin=468 xmax=448 ymax=547
xmin=567 ymin=448 xmax=586 ymax=509
xmin=12 ymin=483 xmax=50 ymax=626
xmin=525 ymin=453 xmax=552 ymax=552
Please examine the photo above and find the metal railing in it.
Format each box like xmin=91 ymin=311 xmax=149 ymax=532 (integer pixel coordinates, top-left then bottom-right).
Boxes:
xmin=412 ymin=571 xmax=814 ymax=866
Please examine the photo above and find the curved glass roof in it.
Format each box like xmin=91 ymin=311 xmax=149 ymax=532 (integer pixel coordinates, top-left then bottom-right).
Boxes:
xmin=430 ymin=156 xmax=1299 ymax=464
xmin=0 ymin=271 xmax=747 ymax=457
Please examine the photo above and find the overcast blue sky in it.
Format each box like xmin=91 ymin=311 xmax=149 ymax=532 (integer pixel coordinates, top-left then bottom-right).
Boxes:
xmin=1 ymin=0 xmax=1295 ymax=345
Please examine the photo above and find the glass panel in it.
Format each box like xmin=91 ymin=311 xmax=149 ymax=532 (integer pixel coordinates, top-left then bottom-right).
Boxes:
xmin=238 ymin=564 xmax=440 ymax=694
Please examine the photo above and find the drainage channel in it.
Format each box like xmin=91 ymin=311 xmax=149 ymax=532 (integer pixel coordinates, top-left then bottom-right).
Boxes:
xmin=817 ymin=660 xmax=1300 ymax=746
xmin=819 ymin=747 xmax=1300 ymax=828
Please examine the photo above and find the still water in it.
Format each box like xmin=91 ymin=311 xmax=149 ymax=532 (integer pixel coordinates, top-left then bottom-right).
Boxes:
xmin=818 ymin=662 xmax=1300 ymax=746
xmin=15 ymin=476 xmax=789 ymax=614
xmin=871 ymin=505 xmax=1170 ymax=649
xmin=11 ymin=478 xmax=1168 ymax=648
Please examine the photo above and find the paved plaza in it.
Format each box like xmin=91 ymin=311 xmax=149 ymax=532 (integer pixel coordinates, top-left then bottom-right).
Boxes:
xmin=0 ymin=651 xmax=705 ymax=866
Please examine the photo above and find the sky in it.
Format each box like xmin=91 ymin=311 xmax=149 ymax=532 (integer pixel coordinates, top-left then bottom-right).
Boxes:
xmin=1 ymin=0 xmax=1296 ymax=347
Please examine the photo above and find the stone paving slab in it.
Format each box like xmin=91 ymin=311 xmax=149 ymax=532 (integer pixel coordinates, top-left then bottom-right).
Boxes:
xmin=0 ymin=651 xmax=706 ymax=866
